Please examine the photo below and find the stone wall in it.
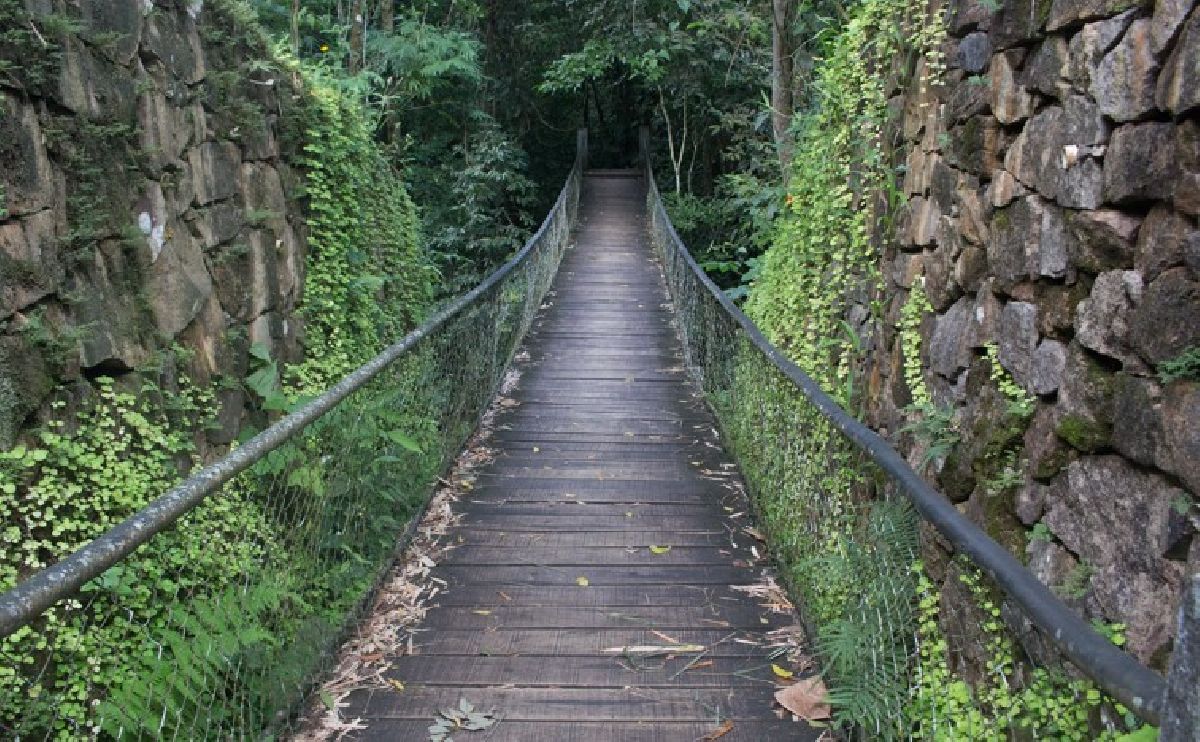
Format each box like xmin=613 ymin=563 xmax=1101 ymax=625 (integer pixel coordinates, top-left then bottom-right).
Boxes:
xmin=0 ymin=0 xmax=306 ymax=449
xmin=876 ymin=0 xmax=1199 ymax=670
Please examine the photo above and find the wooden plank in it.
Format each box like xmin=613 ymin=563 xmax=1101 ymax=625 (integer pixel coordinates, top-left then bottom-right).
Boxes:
xmin=381 ymin=655 xmax=781 ymax=687
xmin=433 ymin=565 xmax=761 ymax=588
xmin=347 ymin=720 xmax=820 ymax=742
xmin=345 ymin=685 xmax=782 ymax=721
xmin=432 ymin=585 xmax=773 ymax=607
xmin=416 ymin=604 xmax=781 ymax=631
xmin=441 ymin=545 xmax=759 ymax=567
xmin=407 ymin=628 xmax=781 ymax=657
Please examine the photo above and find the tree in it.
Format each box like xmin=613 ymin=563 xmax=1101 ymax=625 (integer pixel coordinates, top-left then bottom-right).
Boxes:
xmin=771 ymin=0 xmax=795 ymax=178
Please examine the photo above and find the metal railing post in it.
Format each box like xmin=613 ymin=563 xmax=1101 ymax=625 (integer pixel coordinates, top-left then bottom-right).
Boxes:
xmin=1162 ymin=574 xmax=1199 ymax=740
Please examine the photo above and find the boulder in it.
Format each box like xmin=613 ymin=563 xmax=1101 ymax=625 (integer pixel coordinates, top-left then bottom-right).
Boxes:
xmin=1075 ymin=270 xmax=1143 ymax=368
xmin=1130 ymin=267 xmax=1200 ymax=365
xmin=990 ymin=51 xmax=1034 ymax=124
xmin=1156 ymin=8 xmax=1200 ymax=116
xmin=1160 ymin=381 xmax=1200 ymax=495
xmin=997 ymin=300 xmax=1039 ymax=392
xmin=957 ymin=32 xmax=992 ymax=74
xmin=145 ymin=217 xmax=213 ymax=336
xmin=1030 ymin=338 xmax=1068 ymax=396
xmin=1135 ymin=205 xmax=1195 ymax=282
xmin=944 ymin=116 xmax=1007 ymax=177
xmin=1092 ymin=19 xmax=1159 ymax=122
xmin=952 ymin=0 xmax=995 ymax=35
xmin=0 ymin=96 xmax=57 ymax=218
xmin=989 ymin=169 xmax=1027 ymax=208
xmin=0 ymin=334 xmax=53 ymax=450
xmin=1026 ymin=402 xmax=1073 ymax=480
xmin=1048 ymin=0 xmax=1149 ymax=33
xmin=988 ymin=195 xmax=1069 ymax=286
xmin=1054 ymin=343 xmax=1116 ymax=452
xmin=187 ymin=140 xmax=241 ymax=206
xmin=1043 ymin=456 xmax=1187 ymax=663
xmin=1177 ymin=121 xmax=1200 ymax=216
xmin=991 ymin=0 xmax=1049 ymax=48
xmin=930 ymin=296 xmax=976 ymax=379
xmin=1066 ymin=9 xmax=1139 ymax=91
xmin=1111 ymin=373 xmax=1164 ymax=467
xmin=142 ymin=5 xmax=206 ymax=84
xmin=1006 ymin=97 xmax=1108 ymax=209
xmin=1150 ymin=0 xmax=1193 ymax=54
xmin=1024 ymin=36 xmax=1069 ymax=98
xmin=1103 ymin=123 xmax=1178 ymax=204
xmin=1066 ymin=209 xmax=1141 ymax=272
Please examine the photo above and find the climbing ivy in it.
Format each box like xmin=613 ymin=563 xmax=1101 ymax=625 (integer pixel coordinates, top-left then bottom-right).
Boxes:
xmin=285 ymin=71 xmax=433 ymax=395
xmin=738 ymin=0 xmax=1151 ymax=736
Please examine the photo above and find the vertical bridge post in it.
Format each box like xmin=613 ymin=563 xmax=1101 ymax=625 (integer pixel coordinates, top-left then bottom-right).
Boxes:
xmin=1163 ymin=574 xmax=1199 ymax=740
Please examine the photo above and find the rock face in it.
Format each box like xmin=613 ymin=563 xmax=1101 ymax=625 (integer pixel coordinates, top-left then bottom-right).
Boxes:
xmin=873 ymin=0 xmax=1200 ymax=692
xmin=0 ymin=2 xmax=308 ymax=448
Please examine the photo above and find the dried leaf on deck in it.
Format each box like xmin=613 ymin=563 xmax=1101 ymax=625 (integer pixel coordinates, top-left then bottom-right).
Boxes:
xmin=702 ymin=719 xmax=735 ymax=740
xmin=774 ymin=675 xmax=831 ymax=721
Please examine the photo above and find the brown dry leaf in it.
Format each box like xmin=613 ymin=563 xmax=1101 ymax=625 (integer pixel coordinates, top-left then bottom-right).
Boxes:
xmin=774 ymin=675 xmax=831 ymax=721
xmin=498 ymin=591 xmax=513 ymax=602
xmin=386 ymin=679 xmax=405 ymax=693
xmin=650 ymin=630 xmax=679 ymax=644
xmin=688 ymin=659 xmax=714 ymax=670
xmin=359 ymin=652 xmax=384 ymax=664
xmin=701 ymin=719 xmax=734 ymax=741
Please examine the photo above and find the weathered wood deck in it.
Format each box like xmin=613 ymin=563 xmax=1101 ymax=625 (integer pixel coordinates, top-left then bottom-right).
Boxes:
xmin=344 ymin=172 xmax=819 ymax=740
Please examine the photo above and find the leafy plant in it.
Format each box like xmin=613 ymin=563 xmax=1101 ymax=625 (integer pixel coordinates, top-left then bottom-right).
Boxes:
xmin=428 ymin=699 xmax=497 ymax=741
xmin=1157 ymin=346 xmax=1200 ymax=384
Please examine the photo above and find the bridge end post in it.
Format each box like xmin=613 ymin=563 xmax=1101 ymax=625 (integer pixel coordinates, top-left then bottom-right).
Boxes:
xmin=1162 ymin=573 xmax=1200 ymax=740
xmin=638 ymin=125 xmax=650 ymax=170
xmin=577 ymin=128 xmax=588 ymax=171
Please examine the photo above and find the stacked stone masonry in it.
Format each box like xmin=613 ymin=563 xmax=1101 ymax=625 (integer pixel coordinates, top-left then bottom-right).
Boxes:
xmin=876 ymin=0 xmax=1199 ymax=672
xmin=0 ymin=0 xmax=307 ymax=450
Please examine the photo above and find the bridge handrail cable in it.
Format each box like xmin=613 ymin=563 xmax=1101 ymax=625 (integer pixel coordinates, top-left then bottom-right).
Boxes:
xmin=639 ymin=126 xmax=1166 ymax=727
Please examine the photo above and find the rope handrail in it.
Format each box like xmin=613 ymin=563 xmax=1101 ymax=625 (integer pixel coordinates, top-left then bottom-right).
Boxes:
xmin=0 ymin=130 xmax=587 ymax=739
xmin=638 ymin=127 xmax=1166 ymax=727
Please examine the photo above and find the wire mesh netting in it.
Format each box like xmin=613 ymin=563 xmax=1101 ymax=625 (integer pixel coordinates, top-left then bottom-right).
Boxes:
xmin=646 ymin=170 xmax=1161 ymax=740
xmin=0 ymin=147 xmax=583 ymax=740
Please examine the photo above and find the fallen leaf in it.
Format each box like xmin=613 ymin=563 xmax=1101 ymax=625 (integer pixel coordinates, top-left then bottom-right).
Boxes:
xmin=702 ymin=719 xmax=734 ymax=740
xmin=688 ymin=659 xmax=715 ymax=670
xmin=498 ymin=591 xmax=512 ymax=602
xmin=532 ymin=447 xmax=540 ymax=453
xmin=624 ymin=511 xmax=634 ymax=518
xmin=386 ymin=679 xmax=405 ymax=693
xmin=319 ymin=690 xmax=335 ymax=710
xmin=576 ymin=576 xmax=590 ymax=587
xmin=650 ymin=630 xmax=679 ymax=644
xmin=771 ymin=663 xmax=794 ymax=679
xmin=360 ymin=652 xmax=384 ymax=663
xmin=472 ymin=609 xmax=492 ymax=616
xmin=648 ymin=545 xmax=671 ymax=555
xmin=774 ymin=675 xmax=832 ymax=721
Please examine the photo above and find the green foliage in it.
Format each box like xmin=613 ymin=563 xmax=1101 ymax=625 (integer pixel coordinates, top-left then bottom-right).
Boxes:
xmin=1157 ymin=346 xmax=1200 ymax=384
xmin=0 ymin=372 xmax=278 ymax=737
xmin=745 ymin=0 xmax=931 ymax=399
xmin=287 ymin=71 xmax=432 ymax=393
xmin=901 ymin=401 xmax=960 ymax=467
xmin=0 ymin=0 xmax=66 ymax=92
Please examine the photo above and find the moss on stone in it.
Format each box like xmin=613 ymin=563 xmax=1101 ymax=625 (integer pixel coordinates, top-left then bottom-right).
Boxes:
xmin=1055 ymin=414 xmax=1111 ymax=452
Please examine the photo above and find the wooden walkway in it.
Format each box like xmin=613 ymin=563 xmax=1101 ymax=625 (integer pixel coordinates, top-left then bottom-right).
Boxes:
xmin=343 ymin=172 xmax=819 ymax=740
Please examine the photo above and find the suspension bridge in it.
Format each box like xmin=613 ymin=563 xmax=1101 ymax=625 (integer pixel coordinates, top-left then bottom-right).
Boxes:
xmin=0 ymin=131 xmax=1191 ymax=740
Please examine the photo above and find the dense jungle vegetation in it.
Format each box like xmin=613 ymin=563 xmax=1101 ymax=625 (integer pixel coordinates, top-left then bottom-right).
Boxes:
xmin=1 ymin=0 xmax=1181 ymax=738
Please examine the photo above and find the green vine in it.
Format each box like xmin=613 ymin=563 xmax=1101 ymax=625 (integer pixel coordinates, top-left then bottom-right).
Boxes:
xmin=285 ymin=72 xmax=432 ymax=396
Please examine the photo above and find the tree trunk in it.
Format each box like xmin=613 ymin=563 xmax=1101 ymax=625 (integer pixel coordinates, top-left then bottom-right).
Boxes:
xmin=381 ymin=0 xmax=393 ymax=33
xmin=771 ymin=0 xmax=796 ymax=180
xmin=348 ymin=0 xmax=365 ymax=73
xmin=290 ymin=0 xmax=300 ymax=55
